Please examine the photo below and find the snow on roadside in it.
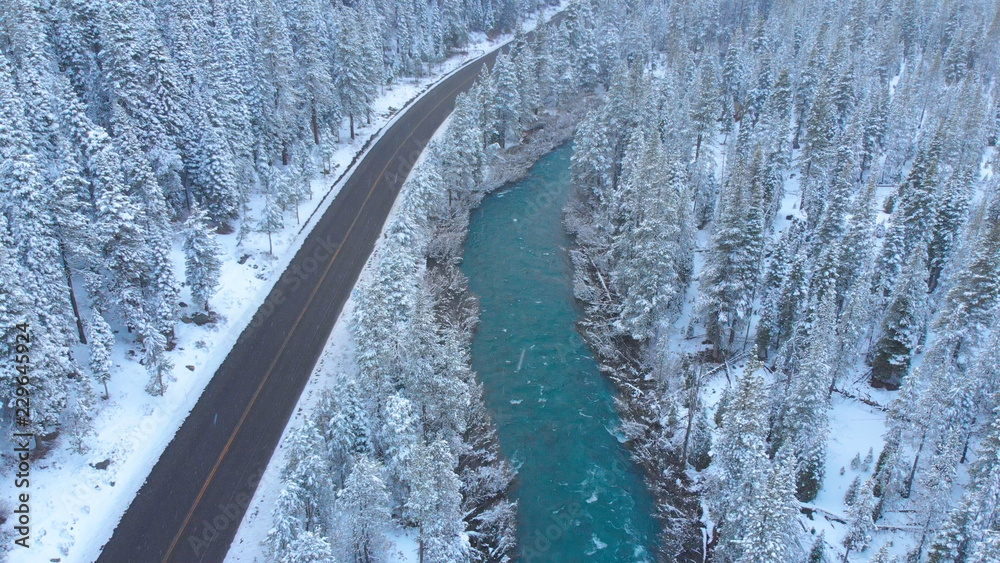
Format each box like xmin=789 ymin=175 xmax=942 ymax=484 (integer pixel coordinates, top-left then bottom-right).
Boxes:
xmin=3 ymin=5 xmax=569 ymax=562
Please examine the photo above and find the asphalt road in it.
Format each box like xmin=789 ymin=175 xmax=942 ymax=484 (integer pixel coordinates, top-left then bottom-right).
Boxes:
xmin=94 ymin=29 xmax=533 ymax=563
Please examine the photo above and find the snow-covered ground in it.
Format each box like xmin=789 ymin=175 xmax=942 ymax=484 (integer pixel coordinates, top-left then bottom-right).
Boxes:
xmin=677 ymin=131 xmax=924 ymax=562
xmin=3 ymin=5 xmax=568 ymax=562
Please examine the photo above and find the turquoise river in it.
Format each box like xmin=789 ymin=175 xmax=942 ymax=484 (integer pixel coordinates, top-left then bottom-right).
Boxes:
xmin=462 ymin=144 xmax=659 ymax=562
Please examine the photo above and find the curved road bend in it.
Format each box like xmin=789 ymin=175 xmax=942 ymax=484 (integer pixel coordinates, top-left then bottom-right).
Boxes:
xmin=97 ymin=13 xmax=565 ymax=563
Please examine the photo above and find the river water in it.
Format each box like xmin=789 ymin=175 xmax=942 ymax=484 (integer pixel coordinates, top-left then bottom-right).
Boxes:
xmin=462 ymin=144 xmax=658 ymax=562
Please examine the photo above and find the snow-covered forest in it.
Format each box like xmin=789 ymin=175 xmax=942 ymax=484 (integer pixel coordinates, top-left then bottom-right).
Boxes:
xmin=260 ymin=15 xmax=596 ymax=562
xmin=4 ymin=0 xmax=1000 ymax=561
xmin=561 ymin=0 xmax=1000 ymax=561
xmin=260 ymin=0 xmax=1000 ymax=558
xmin=0 ymin=0 xmax=549 ymax=436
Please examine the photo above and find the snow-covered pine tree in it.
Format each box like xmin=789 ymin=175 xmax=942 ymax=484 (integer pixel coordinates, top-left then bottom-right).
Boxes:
xmin=336 ymin=456 xmax=391 ymax=562
xmin=335 ymin=6 xmax=376 ymax=140
xmin=735 ymin=452 xmax=800 ymax=563
xmin=710 ymin=354 xmax=771 ymax=562
xmin=266 ymin=481 xmax=308 ymax=562
xmin=319 ymin=379 xmax=372 ymax=488
xmin=870 ymin=254 xmax=928 ymax=388
xmin=87 ymin=307 xmax=115 ymax=399
xmin=690 ymin=55 xmax=720 ymax=162
xmin=489 ymin=52 xmax=522 ymax=149
xmin=281 ymin=419 xmax=334 ymax=534
xmin=773 ymin=291 xmax=834 ymax=501
xmin=843 ymin=477 xmax=878 ymax=560
xmin=406 ymin=439 xmax=469 ymax=563
xmin=183 ymin=206 xmax=222 ymax=312
xmin=258 ymin=167 xmax=287 ymax=255
xmin=609 ymin=130 xmax=682 ymax=341
xmin=699 ymin=147 xmax=766 ymax=357
xmin=926 ymin=402 xmax=1000 ymax=563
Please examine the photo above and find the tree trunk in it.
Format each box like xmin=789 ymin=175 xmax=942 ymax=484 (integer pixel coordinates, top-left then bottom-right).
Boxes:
xmin=61 ymin=249 xmax=87 ymax=344
xmin=350 ymin=114 xmax=356 ymax=140
xmin=903 ymin=434 xmax=926 ymax=498
xmin=682 ymin=401 xmax=695 ymax=466
xmin=312 ymin=107 xmax=320 ymax=145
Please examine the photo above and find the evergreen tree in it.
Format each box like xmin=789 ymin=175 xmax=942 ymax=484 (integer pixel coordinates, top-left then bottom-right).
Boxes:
xmin=183 ymin=207 xmax=222 ymax=312
xmin=773 ymin=292 xmax=834 ymax=501
xmin=843 ymin=478 xmax=878 ymax=559
xmin=406 ymin=439 xmax=469 ymax=563
xmin=700 ymin=149 xmax=766 ymax=356
xmin=88 ymin=307 xmax=115 ymax=399
xmin=320 ymin=379 xmax=371 ymax=486
xmin=870 ymin=255 xmax=928 ymax=388
xmin=266 ymin=481 xmax=308 ymax=562
xmin=710 ymin=355 xmax=771 ymax=562
xmin=335 ymin=6 xmax=378 ymax=140
xmin=609 ymin=131 xmax=683 ymax=341
xmin=736 ymin=453 xmax=800 ymax=563
xmin=282 ymin=420 xmax=334 ymax=534
xmin=807 ymin=531 xmax=828 ymax=563
xmin=337 ymin=457 xmax=391 ymax=563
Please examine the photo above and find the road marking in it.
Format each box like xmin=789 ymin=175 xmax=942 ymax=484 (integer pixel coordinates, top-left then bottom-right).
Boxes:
xmin=163 ymin=69 xmax=481 ymax=563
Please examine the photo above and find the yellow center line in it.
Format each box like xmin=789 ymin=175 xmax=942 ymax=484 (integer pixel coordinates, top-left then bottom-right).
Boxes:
xmin=161 ymin=69 xmax=479 ymax=562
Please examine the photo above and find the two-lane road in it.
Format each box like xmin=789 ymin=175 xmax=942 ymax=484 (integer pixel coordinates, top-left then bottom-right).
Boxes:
xmin=96 ymin=28 xmax=528 ymax=562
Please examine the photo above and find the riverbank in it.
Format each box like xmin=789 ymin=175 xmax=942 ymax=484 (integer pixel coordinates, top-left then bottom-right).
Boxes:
xmin=564 ymin=184 xmax=706 ymax=561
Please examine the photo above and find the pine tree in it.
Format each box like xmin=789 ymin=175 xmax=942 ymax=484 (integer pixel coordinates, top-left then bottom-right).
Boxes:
xmin=846 ymin=475 xmax=862 ymax=506
xmin=711 ymin=355 xmax=771 ymax=562
xmin=320 ymin=379 xmax=371 ymax=487
xmin=807 ymin=531 xmax=829 ymax=563
xmin=877 ymin=138 xmax=942 ymax=296
xmin=871 ymin=254 xmax=928 ymax=388
xmin=933 ymin=194 xmax=1000 ymax=341
xmin=183 ymin=207 xmax=222 ymax=312
xmin=489 ymin=52 xmax=522 ymax=149
xmin=266 ymin=481 xmax=308 ymax=562
xmin=700 ymin=149 xmax=766 ymax=356
xmin=609 ymin=131 xmax=683 ymax=341
xmin=258 ymin=168 xmax=287 ymax=255
xmin=255 ymin=0 xmax=300 ymax=160
xmin=843 ymin=478 xmax=878 ymax=559
xmin=88 ymin=307 xmax=115 ymax=399
xmin=691 ymin=56 xmax=720 ymax=162
xmin=869 ymin=543 xmax=894 ymax=563
xmin=774 ymin=291 xmax=834 ymax=501
xmin=406 ymin=439 xmax=469 ymax=563
xmin=335 ymin=6 xmax=378 ymax=140
xmin=284 ymin=530 xmax=335 ymax=563
xmin=282 ymin=420 xmax=334 ymax=534
xmin=381 ymin=393 xmax=419 ymax=505
xmin=337 ymin=457 xmax=391 ymax=563
xmin=436 ymin=92 xmax=485 ymax=204
xmin=927 ymin=403 xmax=1000 ymax=563
xmin=736 ymin=453 xmax=800 ymax=563
xmin=189 ymin=108 xmax=240 ymax=226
